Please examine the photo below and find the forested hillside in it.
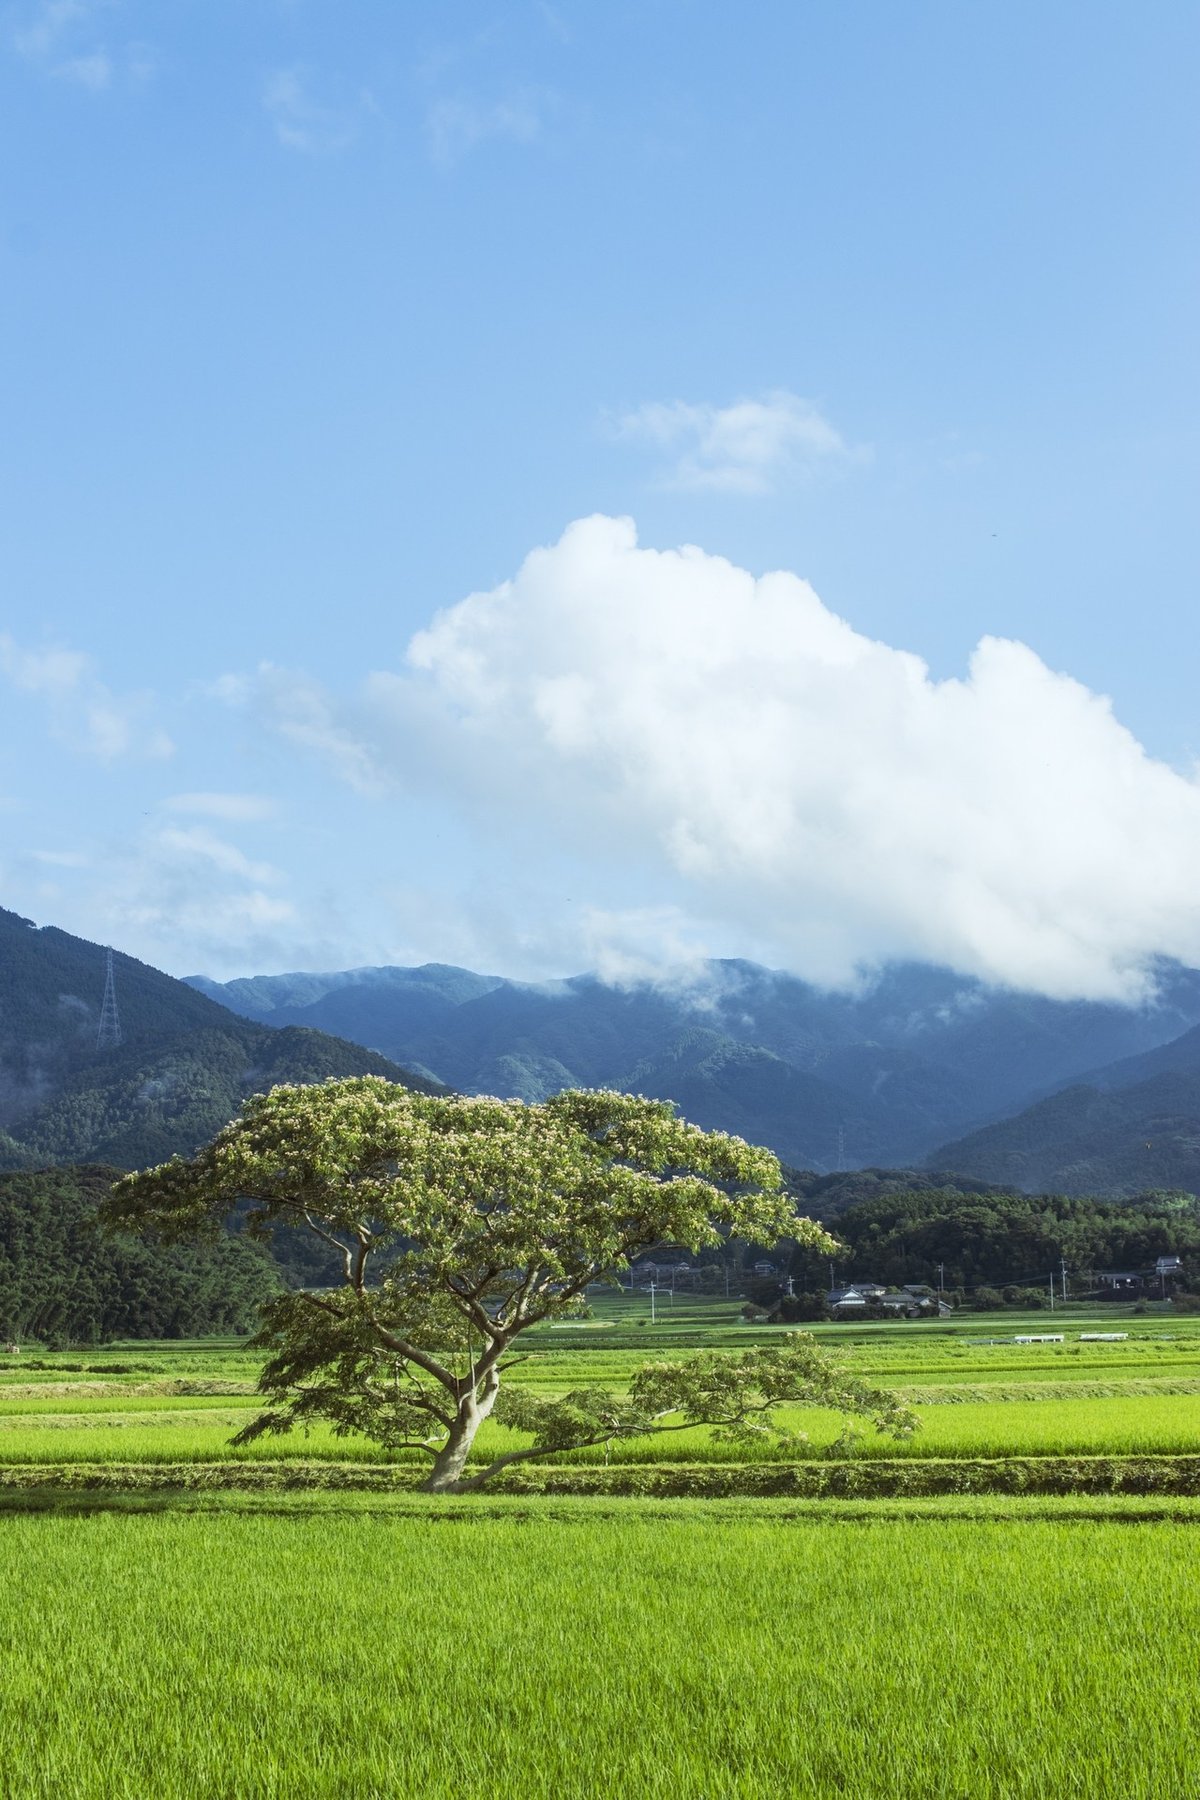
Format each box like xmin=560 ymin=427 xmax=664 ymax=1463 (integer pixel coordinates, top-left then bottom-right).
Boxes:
xmin=793 ymin=1184 xmax=1200 ymax=1292
xmin=0 ymin=909 xmax=441 ymax=1172
xmin=0 ymin=1165 xmax=281 ymax=1343
xmin=928 ymin=1073 xmax=1200 ymax=1197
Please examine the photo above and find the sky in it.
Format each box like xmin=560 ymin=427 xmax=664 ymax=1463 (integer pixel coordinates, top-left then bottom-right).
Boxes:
xmin=1 ymin=0 xmax=1198 ymax=999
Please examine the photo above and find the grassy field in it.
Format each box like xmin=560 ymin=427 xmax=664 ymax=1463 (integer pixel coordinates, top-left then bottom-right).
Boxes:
xmin=0 ymin=1503 xmax=1196 ymax=1798
xmin=2 ymin=1299 xmax=1198 ymax=1474
xmin=2 ymin=1300 xmax=1198 ymax=1796
xmin=1 ymin=1391 xmax=1197 ymax=1468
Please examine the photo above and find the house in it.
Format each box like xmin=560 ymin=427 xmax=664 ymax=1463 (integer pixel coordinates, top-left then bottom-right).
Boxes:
xmin=1096 ymin=1271 xmax=1143 ymax=1290
xmin=826 ymin=1282 xmax=950 ymax=1319
xmin=631 ymin=1259 xmax=693 ymax=1286
xmin=1156 ymin=1255 xmax=1184 ymax=1278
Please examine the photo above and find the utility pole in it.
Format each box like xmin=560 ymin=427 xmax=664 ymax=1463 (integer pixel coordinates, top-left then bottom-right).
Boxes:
xmin=937 ymin=1262 xmax=945 ymax=1295
xmin=836 ymin=1124 xmax=846 ymax=1174
xmin=1060 ymin=1256 xmax=1069 ymax=1305
xmin=649 ymin=1281 xmax=658 ymax=1324
xmin=1049 ymin=1270 xmax=1055 ymax=1312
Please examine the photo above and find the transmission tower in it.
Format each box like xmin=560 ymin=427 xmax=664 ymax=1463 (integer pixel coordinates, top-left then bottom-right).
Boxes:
xmin=97 ymin=948 xmax=122 ymax=1050
xmin=836 ymin=1122 xmax=846 ymax=1173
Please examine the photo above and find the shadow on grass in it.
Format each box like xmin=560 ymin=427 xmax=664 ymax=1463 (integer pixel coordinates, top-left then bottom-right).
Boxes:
xmin=4 ymin=1487 xmax=1200 ymax=1527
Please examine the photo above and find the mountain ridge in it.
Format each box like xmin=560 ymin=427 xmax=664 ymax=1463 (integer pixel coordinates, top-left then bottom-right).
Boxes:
xmin=0 ymin=908 xmax=441 ymax=1172
xmin=189 ymin=953 xmax=1200 ymax=1183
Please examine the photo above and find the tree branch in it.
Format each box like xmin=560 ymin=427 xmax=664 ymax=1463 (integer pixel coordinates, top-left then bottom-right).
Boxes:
xmin=302 ymin=1211 xmax=356 ymax=1285
xmin=296 ymin=1291 xmax=461 ymax=1393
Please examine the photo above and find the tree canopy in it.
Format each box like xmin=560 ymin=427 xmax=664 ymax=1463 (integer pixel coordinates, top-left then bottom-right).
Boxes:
xmin=103 ymin=1078 xmax=911 ymax=1490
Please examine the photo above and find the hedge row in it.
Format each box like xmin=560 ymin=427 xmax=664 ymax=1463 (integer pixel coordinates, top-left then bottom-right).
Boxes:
xmin=3 ymin=1454 xmax=1200 ymax=1498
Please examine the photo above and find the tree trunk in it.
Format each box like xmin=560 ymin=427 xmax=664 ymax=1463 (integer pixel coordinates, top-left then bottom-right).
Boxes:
xmin=420 ymin=1373 xmax=500 ymax=1493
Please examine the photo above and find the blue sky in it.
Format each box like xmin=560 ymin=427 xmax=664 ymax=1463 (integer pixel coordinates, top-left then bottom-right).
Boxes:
xmin=1 ymin=1 xmax=1198 ymax=996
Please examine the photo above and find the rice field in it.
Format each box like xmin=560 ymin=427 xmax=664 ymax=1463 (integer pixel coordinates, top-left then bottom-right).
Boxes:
xmin=2 ymin=1305 xmax=1199 ymax=1471
xmin=0 ymin=1504 xmax=1196 ymax=1798
xmin=2 ymin=1304 xmax=1197 ymax=1797
xmin=0 ymin=1390 xmax=1197 ymax=1468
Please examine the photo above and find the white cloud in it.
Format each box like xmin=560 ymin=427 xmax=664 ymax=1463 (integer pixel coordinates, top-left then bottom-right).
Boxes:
xmin=427 ymin=90 xmax=546 ymax=169
xmin=214 ymin=662 xmax=382 ymax=794
xmin=263 ymin=68 xmax=367 ymax=155
xmin=8 ymin=824 xmax=306 ymax=981
xmin=270 ymin=513 xmax=1200 ymax=1003
xmin=164 ymin=791 xmax=277 ymax=823
xmin=0 ymin=633 xmax=174 ymax=762
xmin=157 ymin=826 xmax=280 ymax=887
xmin=579 ymin=905 xmax=716 ymax=991
xmin=12 ymin=2 xmax=150 ymax=92
xmin=29 ymin=848 xmax=89 ymax=867
xmin=613 ymin=390 xmax=858 ymax=494
xmin=13 ymin=0 xmax=92 ymax=59
xmin=55 ymin=48 xmax=109 ymax=87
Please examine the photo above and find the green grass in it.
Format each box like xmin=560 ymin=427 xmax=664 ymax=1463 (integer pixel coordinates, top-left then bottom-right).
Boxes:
xmin=2 ymin=1309 xmax=1197 ymax=1796
xmin=2 ymin=1310 xmax=1199 ymax=1474
xmin=0 ymin=1507 xmax=1195 ymax=1798
xmin=0 ymin=1390 xmax=1196 ymax=1469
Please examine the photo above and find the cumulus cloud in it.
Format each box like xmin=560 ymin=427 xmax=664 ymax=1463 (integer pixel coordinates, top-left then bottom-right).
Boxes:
xmin=265 ymin=514 xmax=1200 ymax=1003
xmin=0 ymin=633 xmax=173 ymax=762
xmin=613 ymin=391 xmax=857 ymax=494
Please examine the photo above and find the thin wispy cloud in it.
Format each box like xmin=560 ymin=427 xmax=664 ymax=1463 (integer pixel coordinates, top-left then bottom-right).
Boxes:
xmin=56 ymin=47 xmax=109 ymax=86
xmin=213 ymin=663 xmax=383 ymax=795
xmin=158 ymin=825 xmax=280 ymax=887
xmin=29 ymin=848 xmax=90 ymax=868
xmin=613 ymin=390 xmax=859 ymax=494
xmin=12 ymin=0 xmax=151 ymax=90
xmin=427 ymin=89 xmax=548 ymax=169
xmin=0 ymin=633 xmax=173 ymax=763
xmin=164 ymin=792 xmax=277 ymax=824
xmin=13 ymin=0 xmax=93 ymax=59
xmin=262 ymin=68 xmax=369 ymax=155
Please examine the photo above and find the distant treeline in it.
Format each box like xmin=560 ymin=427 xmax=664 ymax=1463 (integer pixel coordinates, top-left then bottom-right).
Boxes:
xmin=0 ymin=1166 xmax=281 ymax=1346
xmin=788 ymin=1184 xmax=1200 ymax=1293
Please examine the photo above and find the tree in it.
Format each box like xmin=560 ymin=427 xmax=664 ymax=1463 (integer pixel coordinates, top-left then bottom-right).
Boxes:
xmin=103 ymin=1079 xmax=914 ymax=1491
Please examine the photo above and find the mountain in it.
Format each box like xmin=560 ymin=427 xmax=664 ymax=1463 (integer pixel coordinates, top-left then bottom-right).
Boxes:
xmin=928 ymin=1072 xmax=1200 ymax=1196
xmin=190 ymin=954 xmax=1200 ymax=1174
xmin=0 ymin=908 xmax=440 ymax=1171
xmin=1076 ymin=1022 xmax=1200 ymax=1094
